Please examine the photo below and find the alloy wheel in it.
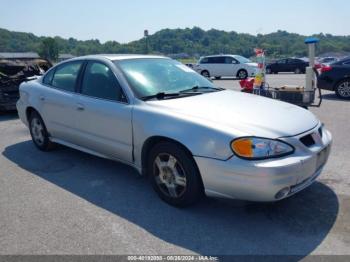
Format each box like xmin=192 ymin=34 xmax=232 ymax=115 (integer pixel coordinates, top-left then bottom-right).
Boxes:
xmin=153 ymin=153 xmax=187 ymax=198
xmin=337 ymin=81 xmax=350 ymax=98
xmin=294 ymin=68 xmax=302 ymax=74
xmin=31 ymin=118 xmax=45 ymax=146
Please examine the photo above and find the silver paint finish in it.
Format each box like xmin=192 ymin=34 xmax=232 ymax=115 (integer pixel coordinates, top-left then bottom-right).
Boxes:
xmin=17 ymin=55 xmax=332 ymax=201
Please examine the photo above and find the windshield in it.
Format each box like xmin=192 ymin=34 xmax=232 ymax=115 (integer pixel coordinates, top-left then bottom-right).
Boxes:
xmin=115 ymin=58 xmax=215 ymax=98
xmin=233 ymin=55 xmax=251 ymax=64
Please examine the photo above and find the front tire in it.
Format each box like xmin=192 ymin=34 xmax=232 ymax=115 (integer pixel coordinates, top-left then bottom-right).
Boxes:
xmin=29 ymin=111 xmax=55 ymax=151
xmin=335 ymin=80 xmax=350 ymax=99
xmin=147 ymin=142 xmax=203 ymax=207
xmin=201 ymin=70 xmax=210 ymax=78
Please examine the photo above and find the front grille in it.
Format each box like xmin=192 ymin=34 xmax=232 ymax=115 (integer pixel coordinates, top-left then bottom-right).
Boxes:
xmin=300 ymin=134 xmax=315 ymax=147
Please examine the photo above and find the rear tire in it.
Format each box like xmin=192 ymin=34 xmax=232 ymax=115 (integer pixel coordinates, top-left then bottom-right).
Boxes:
xmin=294 ymin=68 xmax=302 ymax=74
xmin=335 ymin=79 xmax=350 ymax=100
xmin=29 ymin=111 xmax=55 ymax=151
xmin=147 ymin=141 xmax=203 ymax=207
xmin=237 ymin=69 xmax=248 ymax=79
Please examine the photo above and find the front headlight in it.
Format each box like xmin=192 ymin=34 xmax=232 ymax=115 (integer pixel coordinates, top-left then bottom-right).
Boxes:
xmin=231 ymin=137 xmax=294 ymax=160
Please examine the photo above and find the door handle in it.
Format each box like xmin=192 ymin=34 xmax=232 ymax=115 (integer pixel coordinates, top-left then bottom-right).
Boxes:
xmin=76 ymin=103 xmax=85 ymax=111
xmin=39 ymin=96 xmax=45 ymax=101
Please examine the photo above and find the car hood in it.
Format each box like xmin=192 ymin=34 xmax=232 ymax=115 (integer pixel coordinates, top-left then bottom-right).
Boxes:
xmin=245 ymin=62 xmax=258 ymax=67
xmin=147 ymin=90 xmax=319 ymax=138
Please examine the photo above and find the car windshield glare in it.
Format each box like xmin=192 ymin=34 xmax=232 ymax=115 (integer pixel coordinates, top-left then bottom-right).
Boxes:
xmin=115 ymin=58 xmax=215 ymax=98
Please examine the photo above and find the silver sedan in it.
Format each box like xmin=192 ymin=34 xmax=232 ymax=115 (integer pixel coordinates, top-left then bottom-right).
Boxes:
xmin=16 ymin=55 xmax=332 ymax=207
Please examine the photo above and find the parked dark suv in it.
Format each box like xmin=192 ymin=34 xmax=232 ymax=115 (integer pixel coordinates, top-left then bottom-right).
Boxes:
xmin=266 ymin=58 xmax=308 ymax=74
xmin=318 ymin=57 xmax=350 ymax=99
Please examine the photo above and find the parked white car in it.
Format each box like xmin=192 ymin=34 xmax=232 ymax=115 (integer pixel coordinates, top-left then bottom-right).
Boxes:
xmin=17 ymin=55 xmax=332 ymax=207
xmin=193 ymin=55 xmax=259 ymax=79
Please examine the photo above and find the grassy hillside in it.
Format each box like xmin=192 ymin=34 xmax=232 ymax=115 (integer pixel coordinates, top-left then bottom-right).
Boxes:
xmin=1 ymin=27 xmax=350 ymax=58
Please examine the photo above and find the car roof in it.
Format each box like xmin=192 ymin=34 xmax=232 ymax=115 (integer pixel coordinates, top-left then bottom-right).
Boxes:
xmin=69 ymin=54 xmax=168 ymax=62
xmin=201 ymin=54 xmax=239 ymax=58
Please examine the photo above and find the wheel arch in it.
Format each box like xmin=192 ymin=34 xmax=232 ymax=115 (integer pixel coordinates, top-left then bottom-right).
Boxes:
xmin=141 ymin=136 xmax=195 ymax=176
xmin=333 ymin=77 xmax=350 ymax=91
xmin=141 ymin=135 xmax=205 ymax=193
xmin=25 ymin=106 xmax=41 ymax=122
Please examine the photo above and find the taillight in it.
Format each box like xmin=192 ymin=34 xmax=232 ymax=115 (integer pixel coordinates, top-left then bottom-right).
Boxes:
xmin=321 ymin=65 xmax=332 ymax=73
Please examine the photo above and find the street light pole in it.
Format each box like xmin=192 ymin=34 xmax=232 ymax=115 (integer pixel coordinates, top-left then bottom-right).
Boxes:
xmin=144 ymin=30 xmax=149 ymax=54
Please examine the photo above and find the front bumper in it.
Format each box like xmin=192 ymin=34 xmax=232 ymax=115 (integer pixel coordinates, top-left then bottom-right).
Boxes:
xmin=194 ymin=125 xmax=332 ymax=202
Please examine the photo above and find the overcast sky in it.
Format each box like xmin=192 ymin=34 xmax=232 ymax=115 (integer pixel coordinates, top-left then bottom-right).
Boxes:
xmin=0 ymin=0 xmax=348 ymax=43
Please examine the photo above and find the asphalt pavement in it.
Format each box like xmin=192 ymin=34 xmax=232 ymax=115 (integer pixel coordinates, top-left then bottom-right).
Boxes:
xmin=0 ymin=74 xmax=349 ymax=257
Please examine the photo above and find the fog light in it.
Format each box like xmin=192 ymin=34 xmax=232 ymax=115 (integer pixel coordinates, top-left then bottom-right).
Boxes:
xmin=275 ymin=187 xmax=290 ymax=200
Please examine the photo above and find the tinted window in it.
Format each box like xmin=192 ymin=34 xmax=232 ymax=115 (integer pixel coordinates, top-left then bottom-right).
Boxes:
xmin=43 ymin=68 xmax=55 ymax=85
xmin=81 ymin=62 xmax=125 ymax=102
xmin=207 ymin=57 xmax=225 ymax=64
xmin=52 ymin=61 xmax=83 ymax=92
xmin=277 ymin=59 xmax=286 ymax=64
xmin=207 ymin=57 xmax=216 ymax=63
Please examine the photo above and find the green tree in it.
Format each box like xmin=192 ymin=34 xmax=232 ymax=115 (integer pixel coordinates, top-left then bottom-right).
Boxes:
xmin=2 ymin=27 xmax=350 ymax=59
xmin=38 ymin=38 xmax=59 ymax=62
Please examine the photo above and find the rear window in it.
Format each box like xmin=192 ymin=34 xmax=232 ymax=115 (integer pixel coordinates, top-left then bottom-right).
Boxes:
xmin=51 ymin=61 xmax=83 ymax=92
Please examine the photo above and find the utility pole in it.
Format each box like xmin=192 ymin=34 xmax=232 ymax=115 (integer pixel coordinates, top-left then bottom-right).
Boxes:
xmin=144 ymin=30 xmax=149 ymax=54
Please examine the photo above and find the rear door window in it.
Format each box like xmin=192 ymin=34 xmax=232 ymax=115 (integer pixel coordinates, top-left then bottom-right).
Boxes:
xmin=52 ymin=61 xmax=83 ymax=92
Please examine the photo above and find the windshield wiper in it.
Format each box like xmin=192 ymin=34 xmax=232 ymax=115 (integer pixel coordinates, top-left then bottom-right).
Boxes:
xmin=141 ymin=92 xmax=181 ymax=101
xmin=179 ymin=86 xmax=225 ymax=93
xmin=141 ymin=87 xmax=223 ymax=101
